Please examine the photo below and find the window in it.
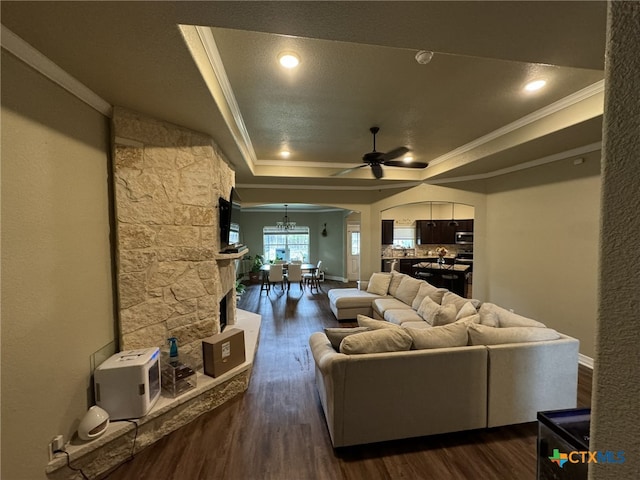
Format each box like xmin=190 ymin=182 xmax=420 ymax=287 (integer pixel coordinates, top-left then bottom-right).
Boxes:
xmin=393 ymin=226 xmax=415 ymax=248
xmin=351 ymin=231 xmax=360 ymax=256
xmin=263 ymin=227 xmax=310 ymax=262
xmin=229 ymin=223 xmax=240 ymax=245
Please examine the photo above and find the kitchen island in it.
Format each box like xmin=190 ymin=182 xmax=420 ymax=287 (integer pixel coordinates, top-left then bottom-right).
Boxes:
xmin=411 ymin=261 xmax=471 ymax=297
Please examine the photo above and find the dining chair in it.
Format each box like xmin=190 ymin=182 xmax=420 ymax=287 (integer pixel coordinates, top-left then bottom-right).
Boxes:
xmin=303 ymin=260 xmax=322 ymax=293
xmin=285 ymin=263 xmax=304 ymax=291
xmin=260 ymin=269 xmax=271 ymax=294
xmin=267 ymin=264 xmax=286 ymax=292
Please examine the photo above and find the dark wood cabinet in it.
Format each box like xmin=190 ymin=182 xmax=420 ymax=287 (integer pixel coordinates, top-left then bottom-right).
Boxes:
xmin=417 ymin=219 xmax=474 ymax=245
xmin=455 ymin=219 xmax=474 ymax=233
xmin=415 ymin=220 xmax=434 ymax=245
xmin=399 ymin=259 xmax=415 ymax=275
xmin=381 ymin=219 xmax=394 ymax=245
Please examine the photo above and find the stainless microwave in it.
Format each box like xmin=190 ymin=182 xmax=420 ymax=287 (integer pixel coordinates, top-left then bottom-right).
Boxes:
xmin=455 ymin=231 xmax=474 ymax=244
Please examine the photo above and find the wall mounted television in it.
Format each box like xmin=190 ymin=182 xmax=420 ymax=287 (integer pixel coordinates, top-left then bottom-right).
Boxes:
xmin=219 ymin=187 xmax=243 ymax=253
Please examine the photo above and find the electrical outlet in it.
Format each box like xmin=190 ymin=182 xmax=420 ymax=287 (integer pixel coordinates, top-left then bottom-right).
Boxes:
xmin=48 ymin=435 xmax=64 ymax=461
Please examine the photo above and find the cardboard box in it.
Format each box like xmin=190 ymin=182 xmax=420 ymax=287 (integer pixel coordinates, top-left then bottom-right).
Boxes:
xmin=202 ymin=328 xmax=246 ymax=378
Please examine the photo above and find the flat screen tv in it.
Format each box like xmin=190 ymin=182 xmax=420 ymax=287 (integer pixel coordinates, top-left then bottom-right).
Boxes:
xmin=219 ymin=187 xmax=242 ymax=252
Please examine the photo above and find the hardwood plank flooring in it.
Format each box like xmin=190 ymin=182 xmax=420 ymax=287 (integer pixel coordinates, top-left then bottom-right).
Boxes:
xmin=105 ymin=280 xmax=592 ymax=480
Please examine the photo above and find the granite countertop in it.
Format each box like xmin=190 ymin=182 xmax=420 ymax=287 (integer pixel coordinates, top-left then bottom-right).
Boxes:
xmin=412 ymin=262 xmax=471 ymax=272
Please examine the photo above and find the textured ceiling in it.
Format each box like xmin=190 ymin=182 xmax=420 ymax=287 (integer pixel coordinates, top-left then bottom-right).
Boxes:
xmin=1 ymin=1 xmax=607 ymax=188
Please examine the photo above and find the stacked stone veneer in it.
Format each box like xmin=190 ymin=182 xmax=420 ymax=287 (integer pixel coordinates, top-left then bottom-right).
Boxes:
xmin=112 ymin=107 xmax=236 ymax=361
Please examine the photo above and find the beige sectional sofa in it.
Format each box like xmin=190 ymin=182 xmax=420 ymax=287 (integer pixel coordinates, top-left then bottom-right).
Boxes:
xmin=314 ymin=271 xmax=580 ymax=447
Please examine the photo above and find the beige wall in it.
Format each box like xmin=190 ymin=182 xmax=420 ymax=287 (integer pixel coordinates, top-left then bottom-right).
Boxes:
xmin=484 ymin=153 xmax=601 ymax=358
xmin=1 ymin=52 xmax=115 ymax=479
xmin=591 ymin=2 xmax=640 ymax=478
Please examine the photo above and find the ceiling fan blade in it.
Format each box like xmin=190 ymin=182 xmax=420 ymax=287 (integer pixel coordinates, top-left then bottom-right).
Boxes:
xmin=383 ymin=160 xmax=429 ymax=169
xmin=371 ymin=163 xmax=384 ymax=179
xmin=379 ymin=146 xmax=409 ymax=162
xmin=331 ymin=164 xmax=369 ymax=177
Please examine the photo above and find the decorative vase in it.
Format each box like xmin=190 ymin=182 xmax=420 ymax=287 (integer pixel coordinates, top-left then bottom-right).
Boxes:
xmin=437 ymin=256 xmax=445 ymax=265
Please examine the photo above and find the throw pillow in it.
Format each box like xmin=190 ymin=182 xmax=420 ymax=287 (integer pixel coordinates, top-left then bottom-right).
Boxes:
xmin=479 ymin=303 xmax=546 ymax=328
xmin=456 ymin=301 xmax=478 ymax=320
xmin=394 ymin=276 xmax=423 ymax=306
xmin=366 ymin=272 xmax=392 ymax=296
xmin=357 ymin=314 xmax=402 ymax=330
xmin=339 ymin=328 xmax=413 ymax=354
xmin=405 ymin=322 xmax=469 ymax=350
xmin=324 ymin=327 xmax=369 ymax=350
xmin=411 ymin=281 xmax=444 ymax=311
xmin=387 ymin=271 xmax=408 ymax=297
xmin=467 ymin=323 xmax=560 ymax=345
xmin=442 ymin=291 xmax=481 ymax=312
xmin=416 ymin=297 xmax=457 ymax=326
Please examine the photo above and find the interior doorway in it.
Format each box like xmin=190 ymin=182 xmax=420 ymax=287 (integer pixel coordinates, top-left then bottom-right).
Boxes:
xmin=347 ymin=223 xmax=360 ymax=281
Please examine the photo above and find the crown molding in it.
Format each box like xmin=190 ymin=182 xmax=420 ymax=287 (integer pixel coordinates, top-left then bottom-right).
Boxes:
xmin=189 ymin=25 xmax=258 ymax=170
xmin=427 ymin=141 xmax=601 ymax=185
xmin=239 ymin=141 xmax=601 ymax=191
xmin=236 ymin=181 xmax=422 ymax=191
xmin=427 ymin=80 xmax=605 ymax=169
xmin=1 ymin=24 xmax=112 ymax=117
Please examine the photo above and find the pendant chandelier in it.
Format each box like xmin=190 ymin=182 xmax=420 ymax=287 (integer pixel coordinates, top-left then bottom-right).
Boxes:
xmin=276 ymin=204 xmax=297 ymax=230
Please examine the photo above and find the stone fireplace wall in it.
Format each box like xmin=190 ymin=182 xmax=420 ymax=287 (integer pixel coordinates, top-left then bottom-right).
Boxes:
xmin=112 ymin=107 xmax=236 ymax=361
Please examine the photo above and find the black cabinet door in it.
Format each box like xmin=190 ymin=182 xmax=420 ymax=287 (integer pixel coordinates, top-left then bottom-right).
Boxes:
xmin=415 ymin=220 xmax=434 ymax=245
xmin=439 ymin=220 xmax=457 ymax=244
xmin=399 ymin=259 xmax=415 ymax=274
xmin=456 ymin=219 xmax=474 ymax=233
xmin=381 ymin=219 xmax=394 ymax=245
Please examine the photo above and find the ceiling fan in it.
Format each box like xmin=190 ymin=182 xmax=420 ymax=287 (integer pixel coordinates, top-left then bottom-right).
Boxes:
xmin=333 ymin=127 xmax=429 ymax=179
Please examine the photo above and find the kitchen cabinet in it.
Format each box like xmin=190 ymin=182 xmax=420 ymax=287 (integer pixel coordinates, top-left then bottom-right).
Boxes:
xmin=415 ymin=220 xmax=435 ymax=245
xmin=381 ymin=219 xmax=394 ymax=245
xmin=399 ymin=259 xmax=415 ymax=275
xmin=455 ymin=219 xmax=474 ymax=233
xmin=416 ymin=219 xmax=474 ymax=244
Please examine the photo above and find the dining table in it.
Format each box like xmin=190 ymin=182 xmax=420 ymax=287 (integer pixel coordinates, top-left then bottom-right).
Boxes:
xmin=259 ymin=263 xmax=318 ymax=292
xmin=260 ymin=263 xmax=316 ymax=273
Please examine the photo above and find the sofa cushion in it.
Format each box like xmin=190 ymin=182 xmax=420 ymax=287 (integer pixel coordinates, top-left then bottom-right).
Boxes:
xmin=394 ymin=276 xmax=423 ymax=306
xmin=324 ymin=327 xmax=369 ymax=350
xmin=357 ymin=314 xmax=402 ymax=330
xmin=456 ymin=301 xmax=478 ymax=320
xmin=372 ymin=298 xmax=412 ymax=318
xmin=339 ymin=328 xmax=413 ymax=354
xmin=411 ymin=282 xmax=447 ymax=309
xmin=387 ymin=271 xmax=408 ymax=297
xmin=442 ymin=291 xmax=481 ymax=312
xmin=417 ymin=297 xmax=457 ymax=326
xmin=478 ymin=303 xmax=547 ymax=328
xmin=401 ymin=321 xmax=433 ymax=330
xmin=383 ymin=308 xmax=423 ymax=325
xmin=467 ymin=323 xmax=560 ymax=345
xmin=328 ymin=288 xmax=385 ymax=309
xmin=405 ymin=322 xmax=469 ymax=350
xmin=366 ymin=272 xmax=392 ymax=296
xmin=455 ymin=313 xmax=481 ymax=326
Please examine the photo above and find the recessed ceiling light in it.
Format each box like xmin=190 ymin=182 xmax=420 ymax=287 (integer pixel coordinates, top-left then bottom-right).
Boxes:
xmin=280 ymin=150 xmax=291 ymax=158
xmin=524 ymin=79 xmax=546 ymax=92
xmin=278 ymin=52 xmax=300 ymax=69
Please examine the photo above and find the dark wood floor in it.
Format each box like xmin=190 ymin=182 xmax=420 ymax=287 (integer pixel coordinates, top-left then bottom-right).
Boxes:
xmin=106 ymin=280 xmax=592 ymax=480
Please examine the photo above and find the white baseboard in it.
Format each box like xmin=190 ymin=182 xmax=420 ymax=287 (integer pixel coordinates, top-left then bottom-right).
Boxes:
xmin=325 ymin=275 xmax=348 ymax=283
xmin=579 ymin=354 xmax=594 ymax=369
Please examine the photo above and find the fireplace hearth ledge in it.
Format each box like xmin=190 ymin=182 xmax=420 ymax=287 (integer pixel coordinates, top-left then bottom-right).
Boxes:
xmin=45 ymin=309 xmax=261 ymax=480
